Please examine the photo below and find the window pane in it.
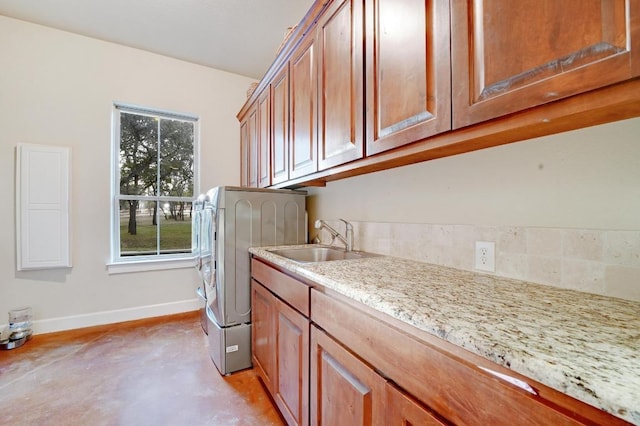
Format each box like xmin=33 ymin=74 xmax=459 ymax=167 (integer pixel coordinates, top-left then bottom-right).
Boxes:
xmin=120 ymin=200 xmax=158 ymax=256
xmin=120 ymin=113 xmax=158 ymax=196
xmin=119 ymin=199 xmax=192 ymax=257
xmin=159 ymin=119 xmax=194 ymax=197
xmin=158 ymin=201 xmax=192 ymax=254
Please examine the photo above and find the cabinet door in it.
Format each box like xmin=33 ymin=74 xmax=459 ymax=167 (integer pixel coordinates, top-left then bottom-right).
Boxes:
xmin=310 ymin=326 xmax=386 ymax=426
xmin=251 ymin=280 xmax=277 ymax=393
xmin=257 ymin=89 xmax=271 ymax=187
xmin=451 ymin=0 xmax=640 ymax=128
xmin=386 ymin=382 xmax=447 ymax=426
xmin=365 ymin=0 xmax=451 ymax=155
xmin=317 ymin=0 xmax=365 ymax=170
xmin=290 ymin=33 xmax=318 ymax=179
xmin=247 ymin=107 xmax=259 ymax=188
xmin=272 ymin=65 xmax=290 ymax=185
xmin=274 ymin=299 xmax=310 ymax=426
xmin=239 ymin=118 xmax=250 ymax=187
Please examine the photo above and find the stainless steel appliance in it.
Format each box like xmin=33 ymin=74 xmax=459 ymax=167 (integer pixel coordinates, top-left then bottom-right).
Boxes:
xmin=194 ymin=186 xmax=306 ymax=375
xmin=192 ymin=194 xmax=208 ymax=334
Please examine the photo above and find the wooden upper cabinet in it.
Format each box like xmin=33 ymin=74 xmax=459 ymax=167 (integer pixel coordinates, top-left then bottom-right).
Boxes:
xmin=257 ymin=89 xmax=271 ymax=187
xmin=317 ymin=0 xmax=365 ymax=170
xmin=290 ymin=33 xmax=318 ymax=179
xmin=272 ymin=66 xmax=290 ymax=185
xmin=239 ymin=119 xmax=249 ymax=187
xmin=451 ymin=0 xmax=640 ymax=128
xmin=247 ymin=106 xmax=259 ymax=188
xmin=365 ymin=0 xmax=452 ymax=155
xmin=240 ymin=0 xmax=640 ymax=187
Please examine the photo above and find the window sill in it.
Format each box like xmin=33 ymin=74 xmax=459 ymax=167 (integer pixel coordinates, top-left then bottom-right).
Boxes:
xmin=107 ymin=257 xmax=196 ymax=275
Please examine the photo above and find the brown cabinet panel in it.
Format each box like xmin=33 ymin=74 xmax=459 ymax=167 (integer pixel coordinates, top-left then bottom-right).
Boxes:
xmin=317 ymin=0 xmax=365 ymax=170
xmin=251 ymin=280 xmax=276 ymax=393
xmin=272 ymin=65 xmax=290 ymax=185
xmin=386 ymin=382 xmax=448 ymax=426
xmin=239 ymin=119 xmax=249 ymax=187
xmin=451 ymin=0 xmax=640 ymax=128
xmin=258 ymin=90 xmax=271 ymax=187
xmin=365 ymin=0 xmax=452 ymax=155
xmin=290 ymin=34 xmax=318 ymax=179
xmin=251 ymin=258 xmax=310 ymax=316
xmin=310 ymin=326 xmax=386 ymax=426
xmin=275 ymin=299 xmax=310 ymax=426
xmin=247 ymin=107 xmax=259 ymax=188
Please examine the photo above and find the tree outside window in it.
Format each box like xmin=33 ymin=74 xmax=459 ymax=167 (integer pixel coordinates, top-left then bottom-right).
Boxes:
xmin=114 ymin=106 xmax=197 ymax=259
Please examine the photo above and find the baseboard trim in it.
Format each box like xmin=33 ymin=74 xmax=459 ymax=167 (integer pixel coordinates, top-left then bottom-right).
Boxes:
xmin=31 ymin=298 xmax=201 ymax=335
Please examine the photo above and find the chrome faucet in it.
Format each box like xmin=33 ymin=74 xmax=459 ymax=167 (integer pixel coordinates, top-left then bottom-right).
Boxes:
xmin=315 ymin=219 xmax=353 ymax=251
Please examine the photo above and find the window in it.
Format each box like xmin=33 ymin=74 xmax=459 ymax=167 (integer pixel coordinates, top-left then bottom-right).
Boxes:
xmin=110 ymin=104 xmax=199 ymax=267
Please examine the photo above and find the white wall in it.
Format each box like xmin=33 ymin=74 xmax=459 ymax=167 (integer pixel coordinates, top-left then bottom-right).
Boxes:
xmin=0 ymin=16 xmax=254 ymax=332
xmin=307 ymin=118 xmax=640 ymax=301
xmin=308 ymin=117 xmax=640 ymax=229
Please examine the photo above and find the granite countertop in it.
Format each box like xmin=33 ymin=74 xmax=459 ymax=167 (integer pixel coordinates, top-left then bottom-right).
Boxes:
xmin=250 ymin=245 xmax=640 ymax=424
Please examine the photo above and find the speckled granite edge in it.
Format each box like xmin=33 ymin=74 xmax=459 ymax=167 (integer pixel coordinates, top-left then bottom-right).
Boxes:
xmin=250 ymin=245 xmax=640 ymax=424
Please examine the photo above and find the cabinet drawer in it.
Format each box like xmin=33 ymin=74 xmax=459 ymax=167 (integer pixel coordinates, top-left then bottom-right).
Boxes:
xmin=251 ymin=258 xmax=310 ymax=316
xmin=311 ymin=288 xmax=625 ymax=426
xmin=386 ymin=382 xmax=447 ymax=426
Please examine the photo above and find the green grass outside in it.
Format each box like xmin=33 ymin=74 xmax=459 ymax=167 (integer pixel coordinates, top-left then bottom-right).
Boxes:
xmin=120 ymin=215 xmax=191 ymax=253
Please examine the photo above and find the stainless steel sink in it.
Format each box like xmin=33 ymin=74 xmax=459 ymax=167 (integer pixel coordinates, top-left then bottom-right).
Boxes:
xmin=269 ymin=246 xmax=379 ymax=263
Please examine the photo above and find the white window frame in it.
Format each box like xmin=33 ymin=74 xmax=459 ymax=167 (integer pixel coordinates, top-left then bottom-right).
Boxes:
xmin=108 ymin=103 xmax=200 ymax=274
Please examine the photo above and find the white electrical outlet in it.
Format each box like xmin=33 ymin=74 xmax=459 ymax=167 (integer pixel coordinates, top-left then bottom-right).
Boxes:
xmin=475 ymin=241 xmax=495 ymax=272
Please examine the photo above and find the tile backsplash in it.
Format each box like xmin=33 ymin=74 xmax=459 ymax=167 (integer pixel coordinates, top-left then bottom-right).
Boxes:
xmin=314 ymin=221 xmax=640 ymax=302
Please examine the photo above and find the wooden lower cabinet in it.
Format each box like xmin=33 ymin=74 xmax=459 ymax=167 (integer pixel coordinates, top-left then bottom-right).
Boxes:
xmin=386 ymin=382 xmax=448 ymax=426
xmin=251 ymin=280 xmax=277 ymax=393
xmin=310 ymin=326 xmax=386 ymax=426
xmin=309 ymin=324 xmax=447 ymax=426
xmin=252 ymin=258 xmax=630 ymax=425
xmin=251 ymin=260 xmax=310 ymax=426
xmin=310 ymin=288 xmax=629 ymax=426
xmin=275 ymin=298 xmax=309 ymax=426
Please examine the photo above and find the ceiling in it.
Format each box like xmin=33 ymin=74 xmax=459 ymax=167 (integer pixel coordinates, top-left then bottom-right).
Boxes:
xmin=0 ymin=0 xmax=314 ymax=79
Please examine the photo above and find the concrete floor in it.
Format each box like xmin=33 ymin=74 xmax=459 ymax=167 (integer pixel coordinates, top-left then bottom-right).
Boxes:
xmin=0 ymin=311 xmax=284 ymax=426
